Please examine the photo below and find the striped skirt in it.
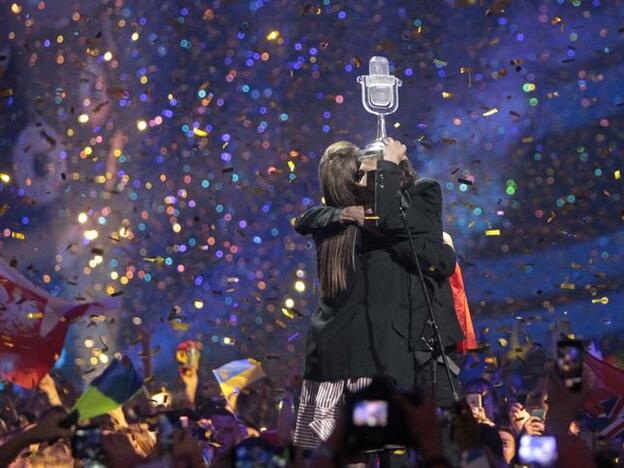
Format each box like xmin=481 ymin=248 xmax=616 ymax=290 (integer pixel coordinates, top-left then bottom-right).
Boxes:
xmin=293 ymin=377 xmax=372 ymax=449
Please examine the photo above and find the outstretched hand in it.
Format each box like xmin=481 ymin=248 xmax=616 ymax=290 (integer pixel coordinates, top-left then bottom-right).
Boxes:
xmin=25 ymin=407 xmax=73 ymax=443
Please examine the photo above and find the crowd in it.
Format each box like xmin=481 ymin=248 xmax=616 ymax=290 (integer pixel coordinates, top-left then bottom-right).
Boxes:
xmin=1 ymin=337 xmax=622 ymax=468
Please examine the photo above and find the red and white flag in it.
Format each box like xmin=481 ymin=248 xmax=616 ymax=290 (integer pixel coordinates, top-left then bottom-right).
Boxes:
xmin=584 ymin=353 xmax=624 ymax=417
xmin=0 ymin=257 xmax=118 ymax=388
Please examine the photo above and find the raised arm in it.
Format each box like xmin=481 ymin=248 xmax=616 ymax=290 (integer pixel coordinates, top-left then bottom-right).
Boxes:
xmin=373 ymin=160 xmax=455 ymax=278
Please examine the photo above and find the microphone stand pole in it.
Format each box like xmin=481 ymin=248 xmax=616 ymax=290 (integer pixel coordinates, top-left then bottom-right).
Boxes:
xmin=397 ymin=191 xmax=459 ymax=404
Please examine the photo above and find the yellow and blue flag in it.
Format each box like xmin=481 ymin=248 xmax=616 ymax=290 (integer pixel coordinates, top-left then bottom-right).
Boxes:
xmin=72 ymin=357 xmax=143 ymax=421
xmin=212 ymin=358 xmax=265 ymax=410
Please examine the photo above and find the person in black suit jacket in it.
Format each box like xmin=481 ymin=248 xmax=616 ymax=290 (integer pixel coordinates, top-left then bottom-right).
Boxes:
xmin=292 ymin=138 xmax=464 ymax=461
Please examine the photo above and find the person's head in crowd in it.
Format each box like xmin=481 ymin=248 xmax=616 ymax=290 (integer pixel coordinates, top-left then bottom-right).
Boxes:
xmin=498 ymin=425 xmax=517 ymax=465
xmin=463 ymin=377 xmax=499 ymax=424
xmin=197 ymin=403 xmax=247 ymax=453
xmin=24 ymin=440 xmax=74 ymax=468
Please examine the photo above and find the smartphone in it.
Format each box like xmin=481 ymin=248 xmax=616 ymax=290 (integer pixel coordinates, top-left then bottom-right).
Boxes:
xmin=518 ymin=435 xmax=557 ymax=466
xmin=344 ymin=375 xmax=420 ymax=452
xmin=556 ymin=338 xmax=584 ymax=391
xmin=353 ymin=400 xmax=389 ymax=427
xmin=232 ymin=439 xmax=292 ymax=467
xmin=529 ymin=407 xmax=546 ymax=421
xmin=71 ymin=426 xmax=105 ymax=465
xmin=466 ymin=393 xmax=483 ymax=411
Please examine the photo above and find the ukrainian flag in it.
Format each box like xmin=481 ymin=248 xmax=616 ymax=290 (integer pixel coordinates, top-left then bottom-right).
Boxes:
xmin=212 ymin=358 xmax=265 ymax=410
xmin=72 ymin=357 xmax=143 ymax=421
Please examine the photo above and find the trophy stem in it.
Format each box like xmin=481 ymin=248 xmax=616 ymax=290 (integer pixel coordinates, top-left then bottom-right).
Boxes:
xmin=376 ymin=114 xmax=387 ymax=140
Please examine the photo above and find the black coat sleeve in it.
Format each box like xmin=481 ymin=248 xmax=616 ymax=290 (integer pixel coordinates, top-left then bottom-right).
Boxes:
xmin=294 ymin=205 xmax=343 ymax=236
xmin=390 ymin=238 xmax=457 ymax=279
xmin=374 ymin=160 xmax=456 ymax=278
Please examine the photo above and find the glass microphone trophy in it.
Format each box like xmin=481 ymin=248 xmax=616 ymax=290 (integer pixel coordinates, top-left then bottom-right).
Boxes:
xmin=356 ymin=56 xmax=402 ymax=220
xmin=356 ymin=56 xmax=402 ymax=159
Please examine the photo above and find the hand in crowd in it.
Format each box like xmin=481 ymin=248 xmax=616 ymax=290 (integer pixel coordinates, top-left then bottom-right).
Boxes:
xmin=453 ymin=400 xmax=482 ymax=453
xmin=543 ymin=371 xmax=597 ymax=468
xmin=101 ymin=430 xmax=146 ymax=468
xmin=393 ymin=390 xmax=442 ymax=451
xmin=0 ymin=407 xmax=73 ymax=468
xmin=180 ymin=367 xmax=199 ymax=408
xmin=545 ymin=370 xmax=588 ymax=436
xmin=38 ymin=373 xmax=63 ymax=407
xmin=522 ymin=416 xmax=545 ymax=436
xmin=24 ymin=407 xmax=72 ymax=443
xmin=509 ymin=402 xmax=532 ymax=435
xmin=469 ymin=404 xmax=495 ymax=427
xmin=172 ymin=427 xmax=205 ymax=468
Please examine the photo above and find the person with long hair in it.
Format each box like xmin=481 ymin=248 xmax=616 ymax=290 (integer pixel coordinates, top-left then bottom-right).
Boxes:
xmin=292 ymin=138 xmax=464 ymax=465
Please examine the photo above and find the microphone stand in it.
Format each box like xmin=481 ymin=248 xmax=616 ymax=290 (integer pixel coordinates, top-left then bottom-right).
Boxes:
xmin=396 ymin=190 xmax=459 ymax=404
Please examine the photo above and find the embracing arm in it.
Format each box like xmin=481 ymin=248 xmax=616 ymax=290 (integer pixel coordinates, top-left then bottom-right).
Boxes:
xmin=294 ymin=204 xmax=367 ymax=236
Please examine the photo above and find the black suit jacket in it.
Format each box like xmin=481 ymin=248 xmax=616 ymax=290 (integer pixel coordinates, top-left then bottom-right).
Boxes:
xmin=295 ymin=160 xmax=464 ymax=386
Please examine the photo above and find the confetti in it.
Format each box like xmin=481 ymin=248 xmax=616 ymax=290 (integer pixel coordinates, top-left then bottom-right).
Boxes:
xmin=0 ymin=0 xmax=620 ymax=389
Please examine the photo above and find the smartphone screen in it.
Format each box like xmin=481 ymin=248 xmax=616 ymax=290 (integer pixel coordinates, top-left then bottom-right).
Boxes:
xmin=529 ymin=407 xmax=546 ymax=420
xmin=71 ymin=426 xmax=104 ymax=465
xmin=233 ymin=441 xmax=292 ymax=466
xmin=353 ymin=400 xmax=389 ymax=427
xmin=466 ymin=393 xmax=483 ymax=411
xmin=556 ymin=338 xmax=583 ymax=391
xmin=518 ymin=435 xmax=557 ymax=465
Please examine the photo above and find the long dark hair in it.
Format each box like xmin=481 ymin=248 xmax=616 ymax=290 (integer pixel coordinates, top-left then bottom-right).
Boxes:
xmin=399 ymin=158 xmax=418 ymax=188
xmin=317 ymin=141 xmax=361 ymax=299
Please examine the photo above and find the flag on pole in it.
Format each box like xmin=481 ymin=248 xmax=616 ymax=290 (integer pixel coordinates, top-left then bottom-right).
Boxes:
xmin=0 ymin=256 xmax=118 ymax=388
xmin=72 ymin=357 xmax=143 ymax=421
xmin=449 ymin=263 xmax=478 ymax=352
xmin=212 ymin=358 xmax=266 ymax=411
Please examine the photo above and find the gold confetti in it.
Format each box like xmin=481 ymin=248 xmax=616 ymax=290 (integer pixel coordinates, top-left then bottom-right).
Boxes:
xmin=592 ymin=296 xmax=609 ymax=304
xmin=0 ymin=173 xmax=10 ymax=183
xmin=615 ymin=170 xmax=621 ymax=180
xmin=282 ymin=307 xmax=296 ymax=319
xmin=441 ymin=91 xmax=455 ymax=99
xmin=482 ymin=108 xmax=499 ymax=117
xmin=485 ymin=229 xmax=501 ymax=236
xmin=11 ymin=232 xmax=25 ymax=240
xmin=498 ymin=338 xmax=508 ymax=347
xmin=193 ymin=128 xmax=208 ymax=137
xmin=560 ymin=283 xmax=575 ymax=290
xmin=266 ymin=30 xmax=280 ymax=41
xmin=171 ymin=320 xmax=189 ymax=331
xmin=551 ymin=16 xmax=563 ymax=25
